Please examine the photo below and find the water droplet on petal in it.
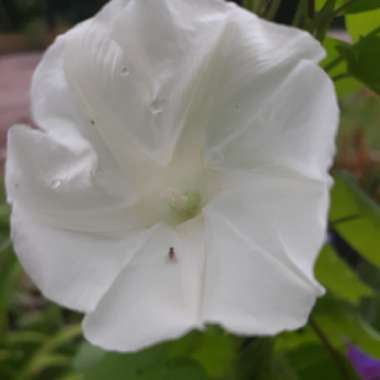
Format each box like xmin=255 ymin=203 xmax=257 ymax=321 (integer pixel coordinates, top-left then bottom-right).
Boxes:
xmin=51 ymin=179 xmax=62 ymax=190
xmin=150 ymin=97 xmax=165 ymax=116
xmin=209 ymin=150 xmax=224 ymax=165
xmin=121 ymin=66 xmax=130 ymax=76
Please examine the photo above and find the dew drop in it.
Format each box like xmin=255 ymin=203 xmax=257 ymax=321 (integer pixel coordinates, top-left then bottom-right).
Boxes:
xmin=121 ymin=66 xmax=130 ymax=76
xmin=209 ymin=150 xmax=224 ymax=165
xmin=51 ymin=179 xmax=62 ymax=190
xmin=150 ymin=97 xmax=165 ymax=116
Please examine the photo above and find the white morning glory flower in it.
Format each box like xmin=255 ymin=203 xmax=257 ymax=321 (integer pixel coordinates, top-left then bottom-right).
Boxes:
xmin=6 ymin=0 xmax=338 ymax=352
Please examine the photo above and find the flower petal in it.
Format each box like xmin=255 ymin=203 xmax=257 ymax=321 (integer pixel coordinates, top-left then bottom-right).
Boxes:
xmin=201 ymin=172 xmax=326 ymax=334
xmin=32 ymin=19 xmax=159 ymax=200
xmin=205 ymin=60 xmax=338 ymax=181
xmin=63 ymin=0 xmax=324 ymax=165
xmin=174 ymin=4 xmax=326 ymax=161
xmin=31 ymin=1 xmax=130 ymax=137
xmin=83 ymin=219 xmax=205 ymax=352
xmin=6 ymin=126 xmax=152 ymax=234
xmin=63 ymin=0 xmax=228 ymax=164
xmin=10 ymin=207 xmax=146 ymax=312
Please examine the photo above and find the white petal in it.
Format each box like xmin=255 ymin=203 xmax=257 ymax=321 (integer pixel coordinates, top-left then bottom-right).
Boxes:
xmin=63 ymin=0 xmax=228 ymax=164
xmin=31 ymin=1 xmax=132 ymax=137
xmin=60 ymin=0 xmax=326 ymax=166
xmin=31 ymin=25 xmax=85 ymax=136
xmin=11 ymin=207 xmax=146 ymax=312
xmin=83 ymin=219 xmax=205 ymax=352
xmin=201 ymin=172 xmax=326 ymax=335
xmin=5 ymin=126 xmax=158 ymax=234
xmin=32 ymin=21 xmax=158 ymax=200
xmin=175 ymin=4 xmax=326 ymax=160
xmin=95 ymin=0 xmax=130 ymax=24
xmin=30 ymin=28 xmax=129 ymax=200
xmin=201 ymin=215 xmax=319 ymax=335
xmin=206 ymin=60 xmax=338 ymax=181
xmin=31 ymin=0 xmax=129 ymax=135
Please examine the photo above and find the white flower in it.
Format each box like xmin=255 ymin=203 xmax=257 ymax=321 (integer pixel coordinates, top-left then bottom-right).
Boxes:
xmin=6 ymin=0 xmax=338 ymax=352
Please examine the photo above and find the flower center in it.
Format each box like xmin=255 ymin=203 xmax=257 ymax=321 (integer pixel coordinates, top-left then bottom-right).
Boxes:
xmin=165 ymin=188 xmax=202 ymax=223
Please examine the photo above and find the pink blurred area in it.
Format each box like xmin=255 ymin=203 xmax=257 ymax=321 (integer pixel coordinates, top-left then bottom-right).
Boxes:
xmin=0 ymin=53 xmax=41 ymax=164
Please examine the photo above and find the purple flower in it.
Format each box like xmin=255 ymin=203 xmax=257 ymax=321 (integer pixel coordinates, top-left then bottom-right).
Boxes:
xmin=347 ymin=344 xmax=380 ymax=380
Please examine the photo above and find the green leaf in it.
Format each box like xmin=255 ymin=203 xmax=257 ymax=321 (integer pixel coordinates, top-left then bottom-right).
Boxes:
xmin=0 ymin=204 xmax=10 ymax=231
xmin=140 ymin=358 xmax=209 ymax=380
xmin=275 ymin=328 xmax=318 ymax=353
xmin=316 ymin=0 xmax=336 ymax=11
xmin=315 ymin=0 xmax=380 ymax=14
xmin=190 ymin=326 xmax=238 ymax=379
xmin=322 ymin=37 xmax=362 ymax=97
xmin=234 ymin=338 xmax=274 ymax=380
xmin=315 ymin=245 xmax=374 ymax=304
xmin=40 ymin=324 xmax=82 ymax=352
xmin=56 ymin=374 xmax=82 ymax=380
xmin=27 ymin=353 xmax=72 ymax=373
xmin=313 ymin=296 xmax=380 ymax=358
xmin=6 ymin=331 xmax=47 ymax=346
xmin=18 ymin=324 xmax=82 ymax=380
xmin=347 ymin=8 xmax=380 ymax=42
xmin=337 ymin=35 xmax=380 ymax=95
xmin=0 ymin=244 xmax=21 ymax=336
xmin=75 ymin=342 xmax=209 ymax=380
xmin=73 ymin=343 xmax=105 ymax=373
xmin=317 ymin=0 xmax=380 ymax=14
xmin=229 ymin=338 xmax=301 ymax=380
xmin=269 ymin=353 xmax=300 ymax=380
xmin=330 ymin=171 xmax=380 ymax=267
xmin=75 ymin=326 xmax=240 ymax=380
xmin=336 ymin=218 xmax=380 ymax=267
xmin=345 ymin=0 xmax=380 ymax=14
xmin=286 ymin=344 xmax=347 ymax=380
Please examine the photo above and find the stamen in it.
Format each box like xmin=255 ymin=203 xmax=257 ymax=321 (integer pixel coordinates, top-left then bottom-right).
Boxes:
xmin=167 ymin=189 xmax=202 ymax=222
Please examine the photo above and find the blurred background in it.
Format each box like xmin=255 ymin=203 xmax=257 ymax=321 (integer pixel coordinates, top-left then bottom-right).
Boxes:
xmin=1 ymin=1 xmax=380 ymax=380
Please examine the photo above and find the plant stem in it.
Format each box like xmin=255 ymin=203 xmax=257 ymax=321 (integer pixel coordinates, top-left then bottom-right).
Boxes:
xmin=253 ymin=0 xmax=267 ymax=15
xmin=244 ymin=0 xmax=255 ymax=11
xmin=292 ymin=0 xmax=306 ymax=26
xmin=330 ymin=214 xmax=360 ymax=226
xmin=334 ymin=0 xmax=356 ymax=16
xmin=332 ymin=72 xmax=351 ymax=82
xmin=362 ymin=24 xmax=380 ymax=39
xmin=309 ymin=318 xmax=351 ymax=380
xmin=324 ymin=56 xmax=343 ymax=72
xmin=314 ymin=0 xmax=337 ymax=41
xmin=265 ymin=0 xmax=282 ymax=20
xmin=308 ymin=0 xmax=315 ymax=18
xmin=293 ymin=0 xmax=314 ymax=31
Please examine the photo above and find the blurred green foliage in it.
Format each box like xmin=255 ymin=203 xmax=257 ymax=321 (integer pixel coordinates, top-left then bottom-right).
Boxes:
xmin=0 ymin=0 xmax=108 ymax=32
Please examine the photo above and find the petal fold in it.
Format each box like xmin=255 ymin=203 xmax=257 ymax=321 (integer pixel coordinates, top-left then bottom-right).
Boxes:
xmin=202 ymin=209 xmax=320 ymax=335
xmin=11 ymin=207 xmax=146 ymax=312
xmin=83 ymin=219 xmax=206 ymax=352
xmin=205 ymin=60 xmax=338 ymax=181
xmin=201 ymin=171 xmax=327 ymax=334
